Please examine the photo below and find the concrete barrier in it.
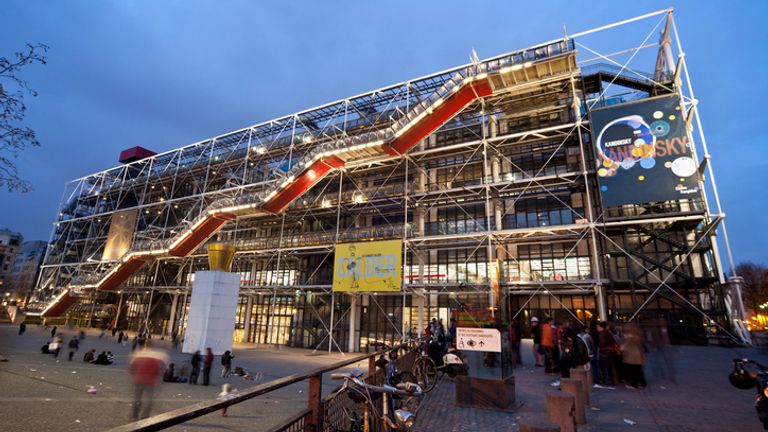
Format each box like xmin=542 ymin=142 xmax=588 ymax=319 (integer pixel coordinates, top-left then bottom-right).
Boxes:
xmin=546 ymin=391 xmax=576 ymax=432
xmin=570 ymin=367 xmax=591 ymax=404
xmin=560 ymin=379 xmax=586 ymax=425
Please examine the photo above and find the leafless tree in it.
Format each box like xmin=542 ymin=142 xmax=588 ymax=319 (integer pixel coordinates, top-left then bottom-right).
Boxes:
xmin=736 ymin=262 xmax=768 ymax=314
xmin=0 ymin=43 xmax=48 ymax=193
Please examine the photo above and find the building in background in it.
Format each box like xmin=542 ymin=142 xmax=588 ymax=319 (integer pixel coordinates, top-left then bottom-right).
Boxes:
xmin=8 ymin=241 xmax=47 ymax=305
xmin=0 ymin=229 xmax=23 ymax=301
xmin=29 ymin=10 xmax=744 ymax=349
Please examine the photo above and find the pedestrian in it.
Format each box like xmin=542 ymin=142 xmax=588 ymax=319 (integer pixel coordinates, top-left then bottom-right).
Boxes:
xmin=621 ymin=323 xmax=647 ymax=389
xmin=531 ymin=317 xmax=543 ymax=367
xmin=541 ymin=318 xmax=556 ymax=373
xmin=221 ymin=350 xmax=234 ymax=378
xmin=597 ymin=321 xmax=619 ymax=385
xmin=112 ymin=327 xmax=118 ymax=338
xmin=172 ymin=331 xmax=179 ymax=350
xmin=51 ymin=326 xmax=57 ymax=338
xmin=118 ymin=331 xmax=124 ymax=344
xmin=129 ymin=343 xmax=169 ymax=420
xmin=83 ymin=349 xmax=96 ymax=363
xmin=18 ymin=321 xmax=26 ymax=335
xmin=203 ymin=347 xmax=214 ymax=385
xmin=218 ymin=384 xmax=231 ymax=417
xmin=67 ymin=336 xmax=79 ymax=361
xmin=132 ymin=336 xmax=138 ymax=352
xmin=189 ymin=350 xmax=201 ymax=384
xmin=448 ymin=318 xmax=458 ymax=347
xmin=559 ymin=327 xmax=589 ymax=378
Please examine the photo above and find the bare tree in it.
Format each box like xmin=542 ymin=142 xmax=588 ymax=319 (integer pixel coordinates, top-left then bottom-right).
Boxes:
xmin=0 ymin=43 xmax=48 ymax=193
xmin=736 ymin=262 xmax=768 ymax=314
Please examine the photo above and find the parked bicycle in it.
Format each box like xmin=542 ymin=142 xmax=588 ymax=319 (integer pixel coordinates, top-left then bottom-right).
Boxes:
xmin=332 ymin=368 xmax=423 ymax=432
xmin=407 ymin=336 xmax=468 ymax=393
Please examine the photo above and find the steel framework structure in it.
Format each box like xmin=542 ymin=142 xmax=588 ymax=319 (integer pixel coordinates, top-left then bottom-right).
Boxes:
xmin=30 ymin=9 xmax=746 ymax=350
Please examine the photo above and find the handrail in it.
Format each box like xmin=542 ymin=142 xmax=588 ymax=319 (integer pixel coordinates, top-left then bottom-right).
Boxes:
xmin=106 ymin=344 xmax=408 ymax=432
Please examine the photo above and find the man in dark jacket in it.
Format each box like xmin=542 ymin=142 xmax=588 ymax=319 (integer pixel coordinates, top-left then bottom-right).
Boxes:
xmin=203 ymin=348 xmax=214 ymax=385
xmin=221 ymin=350 xmax=234 ymax=378
xmin=531 ymin=317 xmax=543 ymax=367
xmin=189 ymin=350 xmax=201 ymax=384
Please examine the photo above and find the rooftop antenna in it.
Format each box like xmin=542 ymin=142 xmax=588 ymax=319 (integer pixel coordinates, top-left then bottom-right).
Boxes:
xmin=563 ymin=24 xmax=569 ymax=40
xmin=469 ymin=48 xmax=480 ymax=65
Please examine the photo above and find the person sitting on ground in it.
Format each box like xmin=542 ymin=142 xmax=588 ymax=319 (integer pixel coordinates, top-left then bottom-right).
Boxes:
xmin=106 ymin=351 xmax=115 ymax=364
xmin=83 ymin=349 xmax=96 ymax=363
xmin=163 ymin=362 xmax=178 ymax=382
xmin=91 ymin=351 xmax=111 ymax=365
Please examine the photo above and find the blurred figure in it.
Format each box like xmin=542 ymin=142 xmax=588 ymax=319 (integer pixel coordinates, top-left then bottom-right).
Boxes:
xmin=644 ymin=318 xmax=677 ymax=383
xmin=559 ymin=327 xmax=589 ymax=378
xmin=221 ymin=350 xmax=234 ymax=378
xmin=507 ymin=320 xmax=521 ymax=367
xmin=578 ymin=324 xmax=597 ymax=381
xmin=118 ymin=331 xmax=125 ymax=344
xmin=218 ymin=384 xmax=231 ymax=417
xmin=67 ymin=336 xmax=79 ymax=361
xmin=83 ymin=349 xmax=96 ymax=363
xmin=129 ymin=343 xmax=169 ymax=420
xmin=203 ymin=348 xmax=214 ymax=385
xmin=621 ymin=323 xmax=647 ymax=389
xmin=179 ymin=360 xmax=191 ymax=381
xmin=18 ymin=321 xmax=26 ymax=335
xmin=597 ymin=321 xmax=618 ymax=385
xmin=189 ymin=350 xmax=201 ymax=384
xmin=50 ymin=326 xmax=57 ymax=338
xmin=531 ymin=317 xmax=543 ymax=367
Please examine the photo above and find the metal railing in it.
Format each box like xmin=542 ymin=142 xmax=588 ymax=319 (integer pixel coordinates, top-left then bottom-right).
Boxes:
xmin=106 ymin=343 xmax=419 ymax=432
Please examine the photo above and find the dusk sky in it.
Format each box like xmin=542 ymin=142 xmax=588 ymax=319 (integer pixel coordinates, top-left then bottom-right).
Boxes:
xmin=1 ymin=0 xmax=766 ymax=267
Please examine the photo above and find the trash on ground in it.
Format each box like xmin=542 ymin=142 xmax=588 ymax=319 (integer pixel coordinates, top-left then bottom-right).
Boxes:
xmin=624 ymin=418 xmax=636 ymax=425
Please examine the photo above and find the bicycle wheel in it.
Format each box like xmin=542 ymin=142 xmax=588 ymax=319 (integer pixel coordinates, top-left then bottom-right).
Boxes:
xmin=413 ymin=356 xmax=438 ymax=393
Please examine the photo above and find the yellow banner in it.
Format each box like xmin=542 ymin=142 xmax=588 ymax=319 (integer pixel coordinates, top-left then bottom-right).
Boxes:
xmin=333 ymin=240 xmax=402 ymax=292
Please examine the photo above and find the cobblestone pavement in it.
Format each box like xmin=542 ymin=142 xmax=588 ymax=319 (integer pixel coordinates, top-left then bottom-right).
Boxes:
xmin=413 ymin=340 xmax=767 ymax=431
xmin=0 ymin=323 xmax=362 ymax=431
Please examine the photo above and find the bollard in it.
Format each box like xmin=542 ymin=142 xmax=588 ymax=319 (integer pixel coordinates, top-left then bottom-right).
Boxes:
xmin=520 ymin=419 xmax=560 ymax=432
xmin=546 ymin=391 xmax=576 ymax=432
xmin=570 ymin=368 xmax=590 ymax=405
xmin=560 ymin=379 xmax=586 ymax=425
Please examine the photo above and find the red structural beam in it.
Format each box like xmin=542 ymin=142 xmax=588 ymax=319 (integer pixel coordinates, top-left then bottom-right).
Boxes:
xmin=383 ymin=79 xmax=493 ymax=156
xmin=99 ymin=256 xmax=153 ymax=291
xmin=169 ymin=212 xmax=236 ymax=257
xmin=261 ymin=155 xmax=345 ymax=214
xmin=41 ymin=291 xmax=78 ymax=318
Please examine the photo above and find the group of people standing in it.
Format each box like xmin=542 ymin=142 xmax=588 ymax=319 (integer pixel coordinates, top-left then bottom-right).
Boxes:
xmin=530 ymin=316 xmax=649 ymax=389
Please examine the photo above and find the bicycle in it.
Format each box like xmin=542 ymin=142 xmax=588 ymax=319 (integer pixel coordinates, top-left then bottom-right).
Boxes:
xmin=332 ymin=368 xmax=423 ymax=432
xmin=407 ymin=336 xmax=468 ymax=393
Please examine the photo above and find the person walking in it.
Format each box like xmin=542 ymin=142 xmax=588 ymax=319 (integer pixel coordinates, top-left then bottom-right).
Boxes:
xmin=621 ymin=323 xmax=647 ymax=389
xmin=541 ymin=318 xmax=556 ymax=373
xmin=221 ymin=350 xmax=234 ymax=378
xmin=129 ymin=343 xmax=169 ymax=420
xmin=203 ymin=348 xmax=214 ymax=386
xmin=18 ymin=321 xmax=26 ymax=335
xmin=51 ymin=326 xmax=57 ymax=338
xmin=218 ymin=384 xmax=232 ymax=417
xmin=118 ymin=331 xmax=124 ymax=344
xmin=531 ymin=317 xmax=543 ymax=367
xmin=189 ymin=350 xmax=201 ymax=385
xmin=67 ymin=336 xmax=80 ymax=361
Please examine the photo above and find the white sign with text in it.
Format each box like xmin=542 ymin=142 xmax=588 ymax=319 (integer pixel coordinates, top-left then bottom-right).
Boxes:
xmin=456 ymin=327 xmax=501 ymax=352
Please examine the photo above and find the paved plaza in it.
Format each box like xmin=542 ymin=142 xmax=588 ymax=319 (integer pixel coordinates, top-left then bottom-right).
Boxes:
xmin=0 ymin=323 xmax=765 ymax=431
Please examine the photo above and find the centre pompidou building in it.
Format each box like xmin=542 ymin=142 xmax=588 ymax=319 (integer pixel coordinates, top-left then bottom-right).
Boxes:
xmin=30 ymin=9 xmax=745 ymax=350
